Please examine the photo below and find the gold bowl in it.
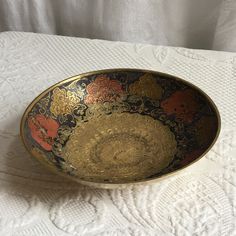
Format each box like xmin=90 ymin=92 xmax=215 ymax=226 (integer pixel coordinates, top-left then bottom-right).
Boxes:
xmin=20 ymin=69 xmax=220 ymax=188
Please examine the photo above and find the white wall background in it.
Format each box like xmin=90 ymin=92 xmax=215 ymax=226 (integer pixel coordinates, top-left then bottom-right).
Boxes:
xmin=0 ymin=0 xmax=236 ymax=51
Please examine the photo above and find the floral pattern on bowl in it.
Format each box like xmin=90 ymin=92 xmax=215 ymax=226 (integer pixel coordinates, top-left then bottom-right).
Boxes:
xmin=20 ymin=69 xmax=220 ymax=188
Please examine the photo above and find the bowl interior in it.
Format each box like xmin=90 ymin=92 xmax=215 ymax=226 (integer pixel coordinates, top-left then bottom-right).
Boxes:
xmin=21 ymin=70 xmax=220 ymax=185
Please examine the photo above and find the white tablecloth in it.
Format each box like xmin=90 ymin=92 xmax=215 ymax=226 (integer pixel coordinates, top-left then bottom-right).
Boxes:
xmin=0 ymin=31 xmax=235 ymax=236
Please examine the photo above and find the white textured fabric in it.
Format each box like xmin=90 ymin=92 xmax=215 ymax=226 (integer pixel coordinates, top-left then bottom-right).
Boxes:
xmin=1 ymin=0 xmax=236 ymax=52
xmin=0 ymin=31 xmax=236 ymax=236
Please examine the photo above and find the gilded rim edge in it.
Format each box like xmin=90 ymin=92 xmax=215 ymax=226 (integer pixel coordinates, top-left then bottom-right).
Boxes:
xmin=20 ymin=68 xmax=221 ymax=188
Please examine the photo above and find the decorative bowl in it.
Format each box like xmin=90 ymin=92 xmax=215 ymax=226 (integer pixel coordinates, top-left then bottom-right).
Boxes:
xmin=20 ymin=69 xmax=220 ymax=188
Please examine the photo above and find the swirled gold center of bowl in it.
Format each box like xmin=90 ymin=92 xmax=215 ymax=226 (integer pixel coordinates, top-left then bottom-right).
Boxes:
xmin=63 ymin=112 xmax=177 ymax=183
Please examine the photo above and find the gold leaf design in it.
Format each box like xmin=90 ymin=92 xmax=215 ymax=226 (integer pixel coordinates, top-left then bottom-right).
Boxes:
xmin=50 ymin=88 xmax=80 ymax=116
xmin=129 ymin=74 xmax=163 ymax=100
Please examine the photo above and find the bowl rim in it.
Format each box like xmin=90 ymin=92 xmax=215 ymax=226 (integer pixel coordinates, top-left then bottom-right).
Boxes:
xmin=20 ymin=68 xmax=221 ymax=188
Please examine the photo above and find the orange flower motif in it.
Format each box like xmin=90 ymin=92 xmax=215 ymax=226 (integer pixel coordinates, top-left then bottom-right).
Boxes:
xmin=161 ymin=89 xmax=199 ymax=123
xmin=28 ymin=114 xmax=59 ymax=151
xmin=85 ymin=76 xmax=125 ymax=104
